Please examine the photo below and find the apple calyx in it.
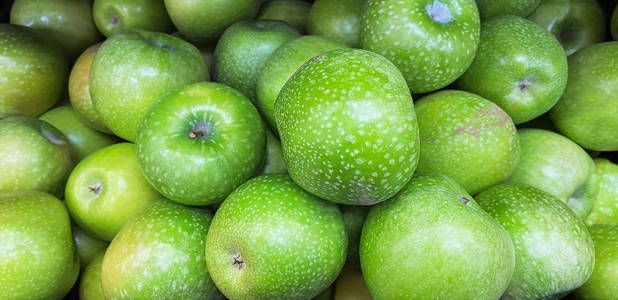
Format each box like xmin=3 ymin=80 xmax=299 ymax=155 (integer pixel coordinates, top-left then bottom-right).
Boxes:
xmin=232 ymin=253 xmax=244 ymax=270
xmin=188 ymin=121 xmax=213 ymax=140
xmin=425 ymin=0 xmax=452 ymax=24
xmin=111 ymin=15 xmax=119 ymax=25
xmin=458 ymin=196 xmax=470 ymax=205
xmin=88 ymin=183 xmax=103 ymax=195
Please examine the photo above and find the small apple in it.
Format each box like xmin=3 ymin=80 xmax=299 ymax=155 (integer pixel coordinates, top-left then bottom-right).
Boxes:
xmin=90 ymin=29 xmax=209 ymax=141
xmin=586 ymin=158 xmax=618 ymax=225
xmin=306 ymin=0 xmax=364 ymax=47
xmin=476 ymin=0 xmax=541 ymax=20
xmin=476 ymin=184 xmax=594 ymax=299
xmin=360 ymin=173 xmax=515 ymax=299
xmin=93 ymin=0 xmax=175 ymax=37
xmin=360 ymin=0 xmax=480 ymax=93
xmin=79 ymin=250 xmax=106 ymax=300
xmin=275 ymin=49 xmax=419 ymax=205
xmin=65 ymin=143 xmax=162 ymax=241
xmin=341 ymin=205 xmax=368 ymax=266
xmin=72 ymin=224 xmax=108 ymax=269
xmin=334 ymin=266 xmax=371 ymax=300
xmin=136 ymin=82 xmax=265 ymax=206
xmin=0 ymin=115 xmax=75 ymax=196
xmin=572 ymin=224 xmax=618 ymax=300
xmin=258 ymin=0 xmax=310 ymax=33
xmin=205 ymin=175 xmax=347 ymax=300
xmin=550 ymin=42 xmax=618 ymax=151
xmin=415 ymin=90 xmax=520 ymax=195
xmin=0 ymin=24 xmax=68 ymax=118
xmin=215 ymin=20 xmax=299 ymax=101
xmin=260 ymin=129 xmax=287 ymax=175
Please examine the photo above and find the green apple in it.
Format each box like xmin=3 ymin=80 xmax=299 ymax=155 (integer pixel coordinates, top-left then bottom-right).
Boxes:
xmin=90 ymin=29 xmax=208 ymax=142
xmin=0 ymin=115 xmax=75 ymax=196
xmin=476 ymin=184 xmax=595 ymax=299
xmin=205 ymin=175 xmax=347 ymax=300
xmin=550 ymin=42 xmax=618 ymax=151
xmin=215 ymin=20 xmax=299 ymax=101
xmin=456 ymin=16 xmax=567 ymax=124
xmin=65 ymin=143 xmax=162 ymax=241
xmin=276 ymin=49 xmax=419 ymax=205
xmin=0 ymin=24 xmax=68 ymax=118
xmin=260 ymin=129 xmax=287 ymax=174
xmin=258 ymin=0 xmax=310 ymax=33
xmin=101 ymin=199 xmax=216 ymax=299
xmin=572 ymin=224 xmax=618 ymax=300
xmin=334 ymin=266 xmax=371 ymax=300
xmin=415 ymin=90 xmax=520 ymax=195
xmin=306 ymin=0 xmax=364 ymax=47
xmin=586 ymin=158 xmax=618 ymax=225
xmin=612 ymin=5 xmax=618 ymax=40
xmin=341 ymin=205 xmax=368 ymax=266
xmin=528 ymin=0 xmax=606 ymax=56
xmin=80 ymin=250 xmax=106 ymax=300
xmin=476 ymin=0 xmax=541 ymax=19
xmin=136 ymin=82 xmax=265 ymax=206
xmin=10 ymin=0 xmax=101 ymax=59
xmin=93 ymin=0 xmax=175 ymax=37
xmin=72 ymin=224 xmax=108 ymax=268
xmin=164 ymin=0 xmax=259 ymax=43
xmin=507 ymin=129 xmax=598 ymax=219
xmin=256 ymin=35 xmax=347 ymax=132
xmin=0 ymin=191 xmax=79 ymax=300
xmin=360 ymin=173 xmax=515 ymax=299
xmin=40 ymin=106 xmax=118 ymax=161
xmin=360 ymin=0 xmax=480 ymax=93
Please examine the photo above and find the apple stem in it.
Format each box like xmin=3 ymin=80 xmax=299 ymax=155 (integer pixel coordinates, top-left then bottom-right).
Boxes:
xmin=88 ymin=183 xmax=103 ymax=195
xmin=458 ymin=196 xmax=470 ymax=205
xmin=232 ymin=254 xmax=244 ymax=270
xmin=188 ymin=121 xmax=213 ymax=139
xmin=518 ymin=78 xmax=533 ymax=91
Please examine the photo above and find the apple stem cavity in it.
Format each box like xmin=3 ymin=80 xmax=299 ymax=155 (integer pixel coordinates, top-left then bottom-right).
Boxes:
xmin=517 ymin=78 xmax=533 ymax=91
xmin=425 ymin=1 xmax=452 ymax=24
xmin=111 ymin=15 xmax=119 ymax=25
xmin=232 ymin=254 xmax=244 ymax=270
xmin=188 ymin=121 xmax=213 ymax=140
xmin=88 ymin=183 xmax=103 ymax=195
xmin=458 ymin=196 xmax=470 ymax=205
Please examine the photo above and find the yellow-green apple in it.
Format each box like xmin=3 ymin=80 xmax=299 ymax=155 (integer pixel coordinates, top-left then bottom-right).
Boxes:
xmin=572 ymin=224 xmax=618 ymax=300
xmin=93 ymin=0 xmax=175 ymax=37
xmin=79 ymin=250 xmax=106 ymax=300
xmin=586 ymin=158 xmax=618 ymax=225
xmin=307 ymin=0 xmax=364 ymax=47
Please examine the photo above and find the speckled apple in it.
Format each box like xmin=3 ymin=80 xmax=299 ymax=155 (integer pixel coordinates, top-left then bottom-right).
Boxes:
xmin=307 ymin=0 xmax=364 ymax=47
xmin=586 ymin=159 xmax=618 ymax=225
xmin=476 ymin=0 xmax=540 ymax=19
xmin=72 ymin=224 xmax=108 ymax=268
xmin=275 ymin=49 xmax=419 ymax=205
xmin=258 ymin=0 xmax=310 ymax=33
xmin=80 ymin=250 xmax=106 ymax=300
xmin=93 ymin=0 xmax=175 ymax=37
xmin=260 ymin=129 xmax=287 ymax=175
xmin=573 ymin=224 xmax=618 ymax=300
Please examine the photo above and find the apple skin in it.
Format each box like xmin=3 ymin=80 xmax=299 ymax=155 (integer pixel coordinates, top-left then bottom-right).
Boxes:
xmin=572 ymin=224 xmax=618 ymax=300
xmin=93 ymin=0 xmax=175 ymax=37
xmin=215 ymin=20 xmax=299 ymax=101
xmin=456 ymin=16 xmax=567 ymax=124
xmin=260 ymin=129 xmax=287 ymax=175
xmin=360 ymin=0 xmax=480 ymax=93
xmin=0 ymin=24 xmax=68 ymax=118
xmin=360 ymin=173 xmax=515 ymax=300
xmin=80 ymin=250 xmax=106 ymax=300
xmin=72 ymin=224 xmax=108 ymax=269
xmin=65 ymin=143 xmax=162 ymax=241
xmin=476 ymin=0 xmax=541 ymax=20
xmin=256 ymin=35 xmax=347 ymax=132
xmin=306 ymin=0 xmax=364 ymax=47
xmin=550 ymin=42 xmax=618 ymax=151
xmin=334 ymin=266 xmax=371 ymax=300
xmin=275 ymin=49 xmax=419 ymax=205
xmin=415 ymin=90 xmax=520 ymax=195
xmin=0 ymin=191 xmax=79 ymax=300
xmin=528 ymin=0 xmax=606 ymax=56
xmin=258 ymin=0 xmax=310 ymax=33
xmin=136 ymin=82 xmax=265 ymax=206
xmin=476 ymin=184 xmax=595 ymax=299
xmin=90 ymin=29 xmax=209 ymax=142
xmin=10 ymin=0 xmax=101 ymax=59
xmin=101 ymin=199 xmax=216 ymax=299
xmin=205 ymin=175 xmax=347 ymax=300
xmin=0 ymin=115 xmax=75 ymax=197
xmin=164 ymin=0 xmax=259 ymax=44
xmin=586 ymin=159 xmax=618 ymax=225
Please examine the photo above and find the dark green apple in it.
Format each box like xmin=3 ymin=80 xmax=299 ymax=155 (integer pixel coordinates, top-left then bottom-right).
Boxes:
xmin=456 ymin=16 xmax=567 ymax=124
xmin=476 ymin=0 xmax=540 ymax=19
xmin=360 ymin=173 xmax=515 ymax=299
xmin=164 ymin=0 xmax=259 ymax=43
xmin=80 ymin=250 xmax=106 ymax=300
xmin=260 ymin=129 xmax=287 ymax=174
xmin=215 ymin=20 xmax=299 ymax=101
xmin=415 ymin=90 xmax=520 ymax=195
xmin=334 ymin=266 xmax=371 ymax=300
xmin=528 ymin=0 xmax=606 ymax=56
xmin=65 ymin=143 xmax=162 ymax=241
xmin=572 ymin=224 xmax=618 ymax=300
xmin=0 ymin=24 xmax=68 ymax=117
xmin=256 ymin=35 xmax=347 ymax=132
xmin=93 ymin=0 xmax=175 ymax=37
xmin=360 ymin=0 xmax=480 ymax=93
xmin=136 ymin=82 xmax=265 ymax=206
xmin=586 ymin=159 xmax=618 ymax=225
xmin=612 ymin=5 xmax=618 ymax=40
xmin=90 ymin=29 xmax=208 ymax=141
xmin=0 ymin=191 xmax=79 ymax=300
xmin=307 ymin=0 xmax=364 ymax=47
xmin=72 ymin=224 xmax=108 ymax=269
xmin=275 ymin=49 xmax=419 ymax=205
xmin=101 ymin=199 xmax=216 ymax=299
xmin=476 ymin=184 xmax=595 ymax=299
xmin=341 ymin=205 xmax=368 ymax=266
xmin=258 ymin=0 xmax=310 ymax=33
xmin=551 ymin=42 xmax=618 ymax=151
xmin=10 ymin=0 xmax=101 ymax=59
xmin=205 ymin=175 xmax=347 ymax=300
xmin=0 ymin=115 xmax=75 ymax=196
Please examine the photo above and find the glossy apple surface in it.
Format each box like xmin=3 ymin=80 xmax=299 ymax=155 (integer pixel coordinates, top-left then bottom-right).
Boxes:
xmin=476 ymin=0 xmax=541 ymax=19
xmin=307 ymin=0 xmax=363 ymax=47
xmin=93 ymin=0 xmax=175 ymax=37
xmin=572 ymin=224 xmax=618 ymax=300
xmin=586 ymin=158 xmax=618 ymax=225
xmin=258 ymin=0 xmax=310 ymax=33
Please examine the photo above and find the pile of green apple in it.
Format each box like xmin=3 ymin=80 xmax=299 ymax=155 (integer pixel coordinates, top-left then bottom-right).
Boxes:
xmin=2 ymin=0 xmax=618 ymax=299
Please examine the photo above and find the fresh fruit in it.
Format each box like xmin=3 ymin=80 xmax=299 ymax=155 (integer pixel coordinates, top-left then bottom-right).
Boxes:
xmin=476 ymin=184 xmax=595 ymax=299
xmin=415 ymin=90 xmax=520 ymax=195
xmin=550 ymin=42 xmax=618 ymax=151
xmin=360 ymin=0 xmax=480 ymax=93
xmin=341 ymin=205 xmax=368 ymax=265
xmin=307 ymin=0 xmax=364 ymax=47
xmin=572 ymin=224 xmax=618 ymax=300
xmin=276 ymin=49 xmax=419 ymax=205
xmin=334 ymin=266 xmax=371 ymax=300
xmin=258 ymin=0 xmax=310 ymax=33
xmin=79 ymin=250 xmax=106 ymax=300
xmin=586 ymin=158 xmax=618 ymax=225
xmin=93 ymin=0 xmax=175 ymax=37
xmin=0 ymin=115 xmax=74 ymax=196
xmin=0 ymin=24 xmax=68 ymax=118
xmin=136 ymin=82 xmax=265 ymax=206
xmin=260 ymin=129 xmax=287 ymax=174
xmin=205 ymin=175 xmax=347 ymax=300
xmin=90 ymin=29 xmax=208 ymax=141
xmin=456 ymin=16 xmax=568 ymax=124
xmin=65 ymin=143 xmax=161 ymax=241
xmin=476 ymin=0 xmax=541 ymax=19
xmin=72 ymin=224 xmax=108 ymax=268
xmin=360 ymin=173 xmax=515 ymax=300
